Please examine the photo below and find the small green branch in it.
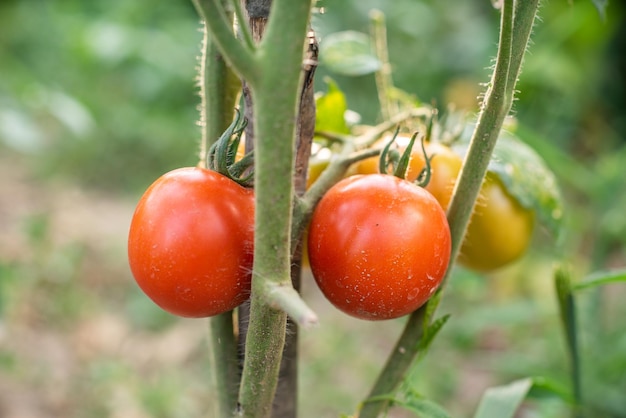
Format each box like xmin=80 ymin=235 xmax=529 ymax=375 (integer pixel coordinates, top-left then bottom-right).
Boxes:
xmin=264 ymin=282 xmax=318 ymax=328
xmin=192 ymin=0 xmax=259 ymax=85
xmin=369 ymin=9 xmax=398 ymax=121
xmin=232 ymin=0 xmax=256 ymax=50
xmin=359 ymin=1 xmax=540 ymax=416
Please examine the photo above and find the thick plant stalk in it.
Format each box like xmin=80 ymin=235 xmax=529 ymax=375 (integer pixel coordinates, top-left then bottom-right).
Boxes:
xmin=194 ymin=0 xmax=316 ymax=417
xmin=207 ymin=313 xmax=239 ymax=417
xmin=359 ymin=1 xmax=539 ymax=416
xmin=238 ymin=1 xmax=315 ymax=416
xmin=195 ymin=18 xmax=240 ymax=166
xmin=237 ymin=3 xmax=318 ymax=417
xmin=192 ymin=2 xmax=242 ymax=416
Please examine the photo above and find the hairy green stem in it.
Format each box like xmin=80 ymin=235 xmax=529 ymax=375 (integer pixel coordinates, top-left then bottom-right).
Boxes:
xmin=235 ymin=0 xmax=315 ymax=416
xmin=193 ymin=0 xmax=259 ymax=84
xmin=207 ymin=313 xmax=239 ymax=417
xmin=192 ymin=4 xmax=243 ymax=416
xmin=359 ymin=1 xmax=540 ymax=416
xmin=369 ymin=9 xmax=398 ymax=121
xmin=198 ymin=0 xmax=316 ymax=416
xmin=446 ymin=0 xmax=515 ymax=261
xmin=194 ymin=6 xmax=240 ymax=164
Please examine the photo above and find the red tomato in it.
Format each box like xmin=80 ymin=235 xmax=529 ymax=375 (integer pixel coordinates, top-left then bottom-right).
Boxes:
xmin=307 ymin=174 xmax=451 ymax=320
xmin=128 ymin=167 xmax=254 ymax=318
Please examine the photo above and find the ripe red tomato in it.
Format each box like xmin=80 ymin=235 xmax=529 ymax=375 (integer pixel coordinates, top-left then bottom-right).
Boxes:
xmin=307 ymin=174 xmax=451 ymax=320
xmin=128 ymin=167 xmax=254 ymax=318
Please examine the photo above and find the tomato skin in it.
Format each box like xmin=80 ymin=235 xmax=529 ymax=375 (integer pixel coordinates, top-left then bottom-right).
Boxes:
xmin=459 ymin=173 xmax=534 ymax=272
xmin=128 ymin=167 xmax=254 ymax=318
xmin=307 ymin=174 xmax=451 ymax=320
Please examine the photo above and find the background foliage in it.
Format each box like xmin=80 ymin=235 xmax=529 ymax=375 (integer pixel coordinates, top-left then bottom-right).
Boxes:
xmin=0 ymin=0 xmax=624 ymax=417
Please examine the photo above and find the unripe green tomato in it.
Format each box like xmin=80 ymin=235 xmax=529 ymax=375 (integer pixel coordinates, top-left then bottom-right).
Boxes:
xmin=458 ymin=173 xmax=535 ymax=272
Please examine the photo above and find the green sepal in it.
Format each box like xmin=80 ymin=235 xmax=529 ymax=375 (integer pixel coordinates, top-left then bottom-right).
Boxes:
xmin=207 ymin=109 xmax=254 ymax=187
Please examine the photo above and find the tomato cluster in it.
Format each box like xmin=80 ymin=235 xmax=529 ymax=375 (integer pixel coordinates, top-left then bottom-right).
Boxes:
xmin=350 ymin=136 xmax=535 ymax=273
xmin=128 ymin=127 xmax=535 ymax=320
xmin=127 ymin=167 xmax=254 ymax=318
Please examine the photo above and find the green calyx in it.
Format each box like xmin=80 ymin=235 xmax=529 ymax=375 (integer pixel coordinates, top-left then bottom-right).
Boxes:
xmin=207 ymin=109 xmax=255 ymax=188
xmin=378 ymin=127 xmax=433 ymax=188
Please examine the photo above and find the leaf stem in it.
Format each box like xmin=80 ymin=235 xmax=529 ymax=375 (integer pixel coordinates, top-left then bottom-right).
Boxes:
xmin=555 ymin=266 xmax=584 ymax=418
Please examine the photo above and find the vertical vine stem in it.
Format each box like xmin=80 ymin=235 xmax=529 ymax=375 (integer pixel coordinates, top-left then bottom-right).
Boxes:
xmin=238 ymin=1 xmax=316 ymax=416
xmin=207 ymin=313 xmax=240 ymax=417
xmin=193 ymin=9 xmax=240 ymax=166
xmin=369 ymin=9 xmax=398 ymax=121
xmin=554 ymin=265 xmax=584 ymax=418
xmin=192 ymin=2 xmax=242 ymax=417
xmin=195 ymin=0 xmax=316 ymax=417
xmin=359 ymin=1 xmax=540 ymax=416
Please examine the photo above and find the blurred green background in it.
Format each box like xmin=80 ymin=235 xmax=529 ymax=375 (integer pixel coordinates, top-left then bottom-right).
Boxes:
xmin=1 ymin=0 xmax=625 ymax=417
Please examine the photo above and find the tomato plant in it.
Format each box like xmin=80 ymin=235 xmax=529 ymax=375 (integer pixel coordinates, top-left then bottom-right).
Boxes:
xmin=458 ymin=172 xmax=535 ymax=272
xmin=307 ymin=174 xmax=451 ymax=320
xmin=127 ymin=167 xmax=255 ymax=318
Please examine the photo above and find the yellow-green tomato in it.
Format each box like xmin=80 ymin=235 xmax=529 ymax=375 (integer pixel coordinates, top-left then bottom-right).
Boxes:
xmin=458 ymin=173 xmax=535 ymax=272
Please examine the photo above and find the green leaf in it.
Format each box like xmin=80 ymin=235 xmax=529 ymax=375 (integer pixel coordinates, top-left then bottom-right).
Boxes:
xmin=589 ymin=0 xmax=608 ymax=20
xmin=319 ymin=31 xmax=382 ymax=76
xmin=489 ymin=130 xmax=564 ymax=238
xmin=528 ymin=376 xmax=574 ymax=403
xmin=315 ymin=78 xmax=350 ymax=135
xmin=473 ymin=378 xmax=533 ymax=418
xmin=455 ymin=124 xmax=564 ymax=238
xmin=573 ymin=268 xmax=626 ymax=291
xmin=395 ymin=397 xmax=451 ymax=418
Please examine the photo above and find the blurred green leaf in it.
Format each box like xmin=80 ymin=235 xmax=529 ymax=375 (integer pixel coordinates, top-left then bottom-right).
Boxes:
xmin=315 ymin=78 xmax=351 ymax=134
xmin=528 ymin=376 xmax=574 ymax=403
xmin=455 ymin=124 xmax=564 ymax=239
xmin=489 ymin=131 xmax=564 ymax=238
xmin=397 ymin=396 xmax=452 ymax=418
xmin=319 ymin=31 xmax=381 ymax=76
xmin=473 ymin=378 xmax=533 ymax=418
xmin=590 ymin=0 xmax=608 ymax=20
xmin=573 ymin=269 xmax=626 ymax=291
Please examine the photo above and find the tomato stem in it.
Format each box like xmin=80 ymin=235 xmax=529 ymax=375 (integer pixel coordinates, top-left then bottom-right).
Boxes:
xmin=192 ymin=1 xmax=240 ymax=167
xmin=207 ymin=312 xmax=239 ymax=418
xmin=295 ymin=108 xmax=428 ymax=246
